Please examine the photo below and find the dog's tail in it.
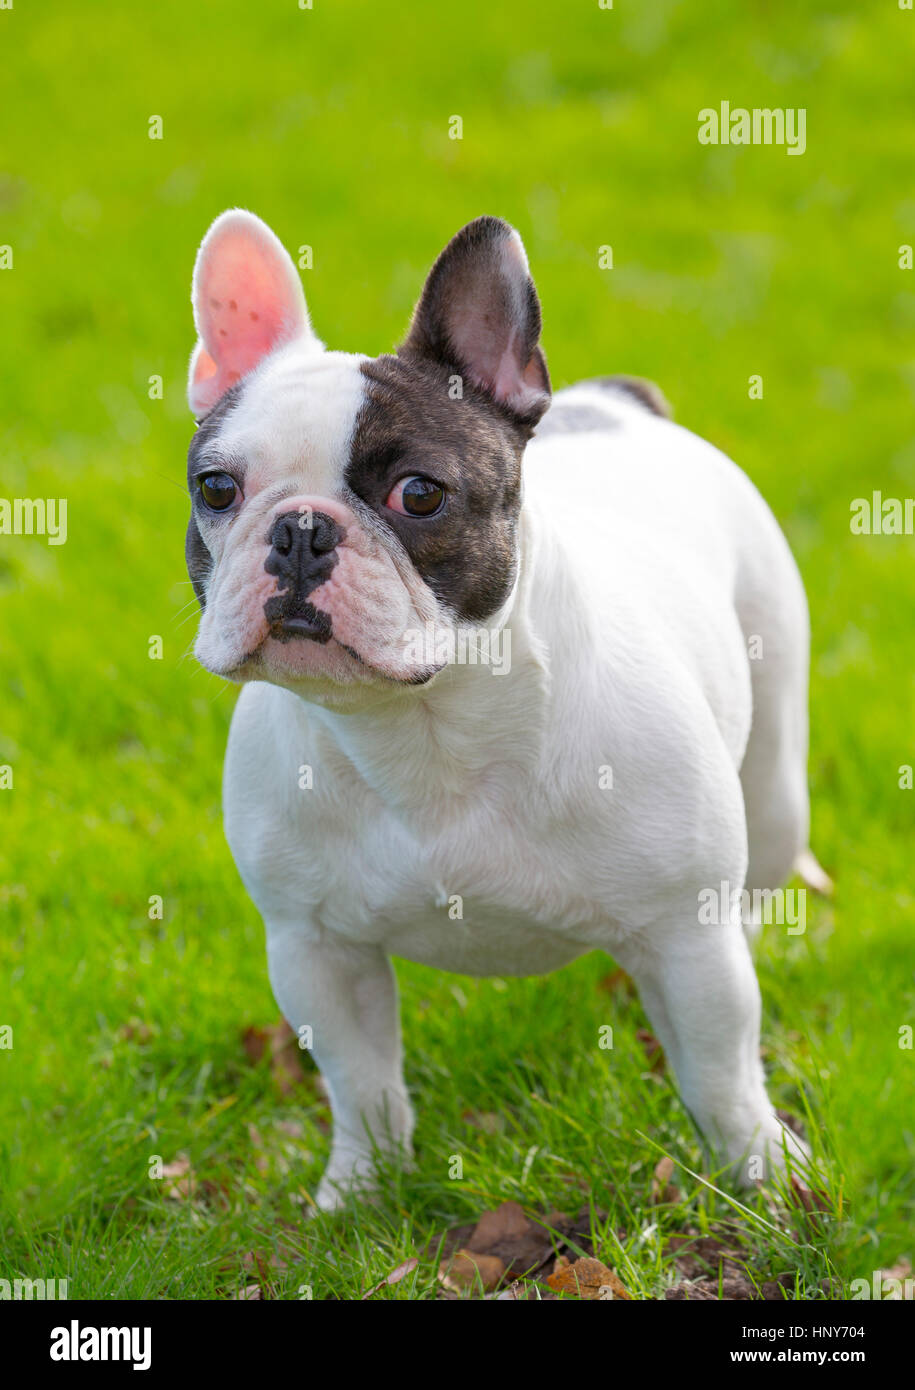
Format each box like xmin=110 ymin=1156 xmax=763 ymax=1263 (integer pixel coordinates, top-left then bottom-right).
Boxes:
xmin=587 ymin=374 xmax=673 ymax=419
xmin=794 ymin=848 xmax=834 ymax=897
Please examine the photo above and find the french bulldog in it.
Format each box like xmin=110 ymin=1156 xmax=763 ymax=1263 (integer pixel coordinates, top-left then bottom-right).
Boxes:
xmin=185 ymin=209 xmax=824 ymax=1210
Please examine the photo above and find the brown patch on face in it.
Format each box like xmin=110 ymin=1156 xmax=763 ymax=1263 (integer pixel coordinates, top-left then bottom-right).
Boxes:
xmin=346 ymin=354 xmax=529 ymax=623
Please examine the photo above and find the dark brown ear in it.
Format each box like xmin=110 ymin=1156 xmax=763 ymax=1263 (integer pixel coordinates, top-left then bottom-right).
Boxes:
xmin=399 ymin=216 xmax=551 ymax=427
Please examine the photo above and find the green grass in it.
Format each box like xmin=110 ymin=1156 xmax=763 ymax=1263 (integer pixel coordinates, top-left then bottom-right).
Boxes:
xmin=1 ymin=0 xmax=913 ymax=1299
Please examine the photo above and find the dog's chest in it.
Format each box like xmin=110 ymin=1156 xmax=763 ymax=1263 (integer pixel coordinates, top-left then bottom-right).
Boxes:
xmin=285 ymin=770 xmax=616 ymax=975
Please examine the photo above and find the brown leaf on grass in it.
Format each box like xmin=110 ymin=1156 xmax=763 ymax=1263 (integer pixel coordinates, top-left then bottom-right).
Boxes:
xmin=197 ymin=1176 xmax=232 ymax=1209
xmin=241 ymin=1019 xmax=309 ymax=1097
xmin=361 ymin=1256 xmax=420 ymax=1300
xmin=461 ymin=1109 xmax=506 ymax=1134
xmin=433 ymin=1202 xmax=614 ymax=1299
xmin=636 ymin=1028 xmax=665 ymax=1072
xmin=547 ymin=1255 xmax=631 ymax=1300
xmin=597 ymin=967 xmax=636 ymax=997
xmin=242 ymin=1249 xmax=289 ymax=1290
xmin=469 ymin=1199 xmax=530 ymax=1247
xmin=775 ymin=1108 xmax=807 ymax=1139
xmin=235 ymin=1282 xmax=263 ymax=1301
xmin=464 ymin=1201 xmax=567 ymax=1281
xmin=788 ymin=1176 xmax=831 ymax=1213
xmin=118 ymin=1016 xmax=155 ymax=1044
xmin=159 ymin=1155 xmax=231 ymax=1210
xmin=161 ymin=1154 xmax=195 ymax=1200
xmin=439 ymin=1248 xmax=506 ymax=1294
xmin=650 ymin=1155 xmax=681 ymax=1205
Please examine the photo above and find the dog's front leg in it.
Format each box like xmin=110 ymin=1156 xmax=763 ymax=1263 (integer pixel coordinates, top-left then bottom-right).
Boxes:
xmin=265 ymin=922 xmax=413 ymax=1211
xmin=618 ymin=917 xmax=811 ymax=1186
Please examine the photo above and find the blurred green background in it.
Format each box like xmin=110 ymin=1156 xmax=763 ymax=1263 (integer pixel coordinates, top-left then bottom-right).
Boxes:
xmin=1 ymin=0 xmax=913 ymax=1298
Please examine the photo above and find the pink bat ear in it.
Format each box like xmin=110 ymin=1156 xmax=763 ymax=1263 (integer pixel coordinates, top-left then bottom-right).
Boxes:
xmin=187 ymin=209 xmax=315 ymax=416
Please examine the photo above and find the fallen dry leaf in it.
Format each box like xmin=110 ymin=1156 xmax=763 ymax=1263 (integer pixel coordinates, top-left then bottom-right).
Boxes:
xmin=650 ymin=1155 xmax=681 ymax=1205
xmin=161 ymin=1154 xmax=195 ymax=1200
xmin=235 ymin=1283 xmax=262 ymax=1301
xmin=242 ymin=1018 xmax=310 ymax=1097
xmin=636 ymin=1028 xmax=665 ymax=1072
xmin=597 ymin=967 xmax=636 ymax=997
xmin=118 ymin=1017 xmax=155 ymax=1044
xmin=469 ymin=1199 xmax=530 ymax=1246
xmin=461 ymin=1109 xmax=506 ymax=1134
xmin=547 ymin=1255 xmax=631 ymax=1300
xmin=439 ymin=1248 xmax=506 ymax=1294
xmin=789 ymin=1176 xmax=831 ymax=1214
xmin=432 ymin=1202 xmax=615 ymax=1299
xmin=361 ymin=1256 xmax=420 ymax=1299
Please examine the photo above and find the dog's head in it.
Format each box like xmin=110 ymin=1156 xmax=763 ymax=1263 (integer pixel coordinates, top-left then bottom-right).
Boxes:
xmin=184 ymin=210 xmax=550 ymax=705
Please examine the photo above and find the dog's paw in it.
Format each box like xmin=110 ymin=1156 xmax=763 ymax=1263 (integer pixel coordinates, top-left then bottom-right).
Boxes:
xmin=731 ymin=1115 xmax=816 ymax=1189
xmin=311 ymin=1151 xmax=380 ymax=1213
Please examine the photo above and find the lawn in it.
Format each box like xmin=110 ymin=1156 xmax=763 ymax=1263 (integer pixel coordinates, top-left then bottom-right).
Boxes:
xmin=0 ymin=0 xmax=913 ymax=1299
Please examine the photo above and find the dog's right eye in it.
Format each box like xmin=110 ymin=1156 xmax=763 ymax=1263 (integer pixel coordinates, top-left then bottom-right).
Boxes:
xmin=198 ymin=472 xmax=239 ymax=512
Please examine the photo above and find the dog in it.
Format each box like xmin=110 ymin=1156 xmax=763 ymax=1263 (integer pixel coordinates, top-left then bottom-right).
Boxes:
xmin=184 ymin=209 xmax=824 ymax=1210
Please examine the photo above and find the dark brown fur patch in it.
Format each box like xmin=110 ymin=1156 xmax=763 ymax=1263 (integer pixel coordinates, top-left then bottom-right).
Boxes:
xmin=346 ymin=354 xmax=529 ymax=623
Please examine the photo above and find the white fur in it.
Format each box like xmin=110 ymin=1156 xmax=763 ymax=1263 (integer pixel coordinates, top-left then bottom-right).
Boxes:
xmin=219 ymin=378 xmax=815 ymax=1208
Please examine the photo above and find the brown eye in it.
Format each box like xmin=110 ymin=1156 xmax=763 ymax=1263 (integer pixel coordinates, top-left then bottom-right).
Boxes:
xmin=199 ymin=471 xmax=238 ymax=512
xmin=386 ymin=475 xmax=446 ymax=517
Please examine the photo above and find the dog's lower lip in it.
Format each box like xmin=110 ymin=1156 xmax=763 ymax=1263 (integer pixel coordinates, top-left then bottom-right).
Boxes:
xmin=279 ymin=617 xmax=328 ymax=638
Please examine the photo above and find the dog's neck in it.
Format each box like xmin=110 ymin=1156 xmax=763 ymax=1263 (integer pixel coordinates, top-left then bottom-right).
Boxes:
xmin=301 ymin=506 xmax=576 ymax=825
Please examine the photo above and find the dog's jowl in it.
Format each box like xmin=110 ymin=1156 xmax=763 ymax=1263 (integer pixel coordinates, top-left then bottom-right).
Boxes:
xmin=184 ymin=208 xmax=821 ymax=1209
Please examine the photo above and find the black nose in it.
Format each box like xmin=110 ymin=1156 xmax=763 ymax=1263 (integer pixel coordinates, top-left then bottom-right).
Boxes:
xmin=264 ymin=509 xmax=342 ymax=642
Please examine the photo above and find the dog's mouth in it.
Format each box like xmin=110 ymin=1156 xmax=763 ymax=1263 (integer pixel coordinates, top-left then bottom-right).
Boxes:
xmin=263 ymin=576 xmax=334 ymax=645
xmin=258 ymin=591 xmax=444 ymax=686
xmin=224 ymin=626 xmax=444 ymax=690
xmin=267 ymin=607 xmax=333 ymax=645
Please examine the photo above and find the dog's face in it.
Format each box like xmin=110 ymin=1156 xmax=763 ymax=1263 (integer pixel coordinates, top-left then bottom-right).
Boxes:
xmin=184 ymin=211 xmax=550 ymax=705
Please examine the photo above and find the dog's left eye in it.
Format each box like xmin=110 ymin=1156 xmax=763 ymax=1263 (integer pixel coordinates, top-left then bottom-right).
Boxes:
xmin=385 ymin=475 xmax=446 ymax=517
xmin=198 ymin=471 xmax=239 ymax=512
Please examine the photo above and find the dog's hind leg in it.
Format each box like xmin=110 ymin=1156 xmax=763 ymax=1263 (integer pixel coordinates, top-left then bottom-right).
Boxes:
xmin=733 ymin=496 xmax=830 ymax=905
xmin=616 ymin=912 xmax=812 ymax=1185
